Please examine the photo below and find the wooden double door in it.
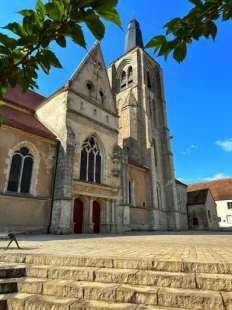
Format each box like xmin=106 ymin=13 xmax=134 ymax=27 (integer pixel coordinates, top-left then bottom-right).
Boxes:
xmin=73 ymin=199 xmax=100 ymax=234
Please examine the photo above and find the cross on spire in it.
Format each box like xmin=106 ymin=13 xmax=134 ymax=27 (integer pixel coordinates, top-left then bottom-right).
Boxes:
xmin=132 ymin=9 xmax=135 ymax=18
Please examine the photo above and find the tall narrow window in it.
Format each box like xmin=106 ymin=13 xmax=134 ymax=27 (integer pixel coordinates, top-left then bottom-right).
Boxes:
xmin=120 ymin=71 xmax=126 ymax=91
xmin=128 ymin=66 xmax=133 ymax=87
xmin=129 ymin=180 xmax=132 ymax=204
xmin=157 ymin=183 xmax=162 ymax=209
xmin=80 ymin=137 xmax=102 ymax=184
xmin=147 ymin=72 xmax=151 ymax=89
xmin=7 ymin=147 xmax=34 ymax=194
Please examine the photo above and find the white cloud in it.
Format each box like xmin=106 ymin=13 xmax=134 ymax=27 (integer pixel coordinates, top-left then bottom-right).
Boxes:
xmin=204 ymin=173 xmax=231 ymax=181
xmin=216 ymin=139 xmax=232 ymax=152
xmin=181 ymin=144 xmax=198 ymax=155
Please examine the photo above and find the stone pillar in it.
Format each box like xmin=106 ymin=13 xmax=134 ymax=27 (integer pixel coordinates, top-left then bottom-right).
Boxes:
xmin=111 ymin=200 xmax=116 ymax=233
xmin=105 ymin=199 xmax=111 ymax=233
xmin=50 ymin=125 xmax=75 ymax=234
xmin=149 ymin=143 xmax=160 ymax=230
xmin=87 ymin=198 xmax=94 ymax=233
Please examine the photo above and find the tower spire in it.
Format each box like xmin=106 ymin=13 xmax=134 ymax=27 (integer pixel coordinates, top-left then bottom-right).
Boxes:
xmin=124 ymin=16 xmax=144 ymax=54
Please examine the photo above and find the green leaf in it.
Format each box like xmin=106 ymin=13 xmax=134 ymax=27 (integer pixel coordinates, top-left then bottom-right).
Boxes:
xmin=60 ymin=23 xmax=86 ymax=48
xmin=189 ymin=0 xmax=202 ymax=5
xmin=23 ymin=17 xmax=34 ymax=36
xmin=86 ymin=19 xmax=105 ymax=40
xmin=0 ymin=44 xmax=10 ymax=55
xmin=207 ymin=20 xmax=217 ymax=40
xmin=2 ymin=22 xmax=27 ymax=37
xmin=145 ymin=35 xmax=166 ymax=49
xmin=12 ymin=49 xmax=25 ymax=64
xmin=0 ymin=34 xmax=17 ymax=50
xmin=0 ymin=100 xmax=5 ymax=107
xmin=223 ymin=6 xmax=232 ymax=21
xmin=0 ymin=115 xmax=3 ymax=127
xmin=41 ymin=50 xmax=62 ymax=68
xmin=77 ymin=0 xmax=98 ymax=8
xmin=206 ymin=0 xmax=218 ymax=3
xmin=18 ymin=9 xmax=34 ymax=17
xmin=97 ymin=8 xmax=122 ymax=28
xmin=54 ymin=1 xmax=65 ymax=16
xmin=56 ymin=36 xmax=66 ymax=47
xmin=92 ymin=0 xmax=118 ymax=10
xmin=70 ymin=9 xmax=99 ymax=22
xmin=45 ymin=2 xmax=61 ymax=20
xmin=191 ymin=24 xmax=203 ymax=40
xmin=36 ymin=0 xmax=46 ymax=18
xmin=173 ymin=42 xmax=187 ymax=63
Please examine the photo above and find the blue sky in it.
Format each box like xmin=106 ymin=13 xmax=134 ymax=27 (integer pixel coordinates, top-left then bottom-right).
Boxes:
xmin=1 ymin=0 xmax=232 ymax=184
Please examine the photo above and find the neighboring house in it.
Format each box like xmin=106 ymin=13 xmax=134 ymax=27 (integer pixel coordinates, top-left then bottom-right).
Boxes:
xmin=176 ymin=179 xmax=189 ymax=230
xmin=0 ymin=18 xmax=185 ymax=234
xmin=187 ymin=189 xmax=219 ymax=231
xmin=188 ymin=179 xmax=232 ymax=228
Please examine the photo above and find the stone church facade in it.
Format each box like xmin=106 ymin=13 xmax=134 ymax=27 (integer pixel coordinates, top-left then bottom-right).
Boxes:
xmin=0 ymin=18 xmax=187 ymax=233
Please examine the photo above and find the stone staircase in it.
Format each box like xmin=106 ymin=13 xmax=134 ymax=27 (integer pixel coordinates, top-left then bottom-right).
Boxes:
xmin=0 ymin=254 xmax=232 ymax=309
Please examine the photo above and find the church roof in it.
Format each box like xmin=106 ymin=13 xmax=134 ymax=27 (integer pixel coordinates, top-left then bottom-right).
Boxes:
xmin=3 ymin=85 xmax=45 ymax=111
xmin=188 ymin=178 xmax=232 ymax=201
xmin=124 ymin=17 xmax=144 ymax=53
xmin=1 ymin=104 xmax=57 ymax=140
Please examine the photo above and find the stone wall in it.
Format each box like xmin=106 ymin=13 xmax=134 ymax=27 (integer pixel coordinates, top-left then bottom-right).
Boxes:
xmin=176 ymin=182 xmax=189 ymax=230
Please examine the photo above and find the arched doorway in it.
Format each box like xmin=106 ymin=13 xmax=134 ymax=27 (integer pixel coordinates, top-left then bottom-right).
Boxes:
xmin=92 ymin=201 xmax=101 ymax=233
xmin=73 ymin=199 xmax=84 ymax=234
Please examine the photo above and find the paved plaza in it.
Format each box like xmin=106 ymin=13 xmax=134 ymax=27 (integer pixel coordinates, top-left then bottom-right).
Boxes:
xmin=0 ymin=231 xmax=232 ymax=264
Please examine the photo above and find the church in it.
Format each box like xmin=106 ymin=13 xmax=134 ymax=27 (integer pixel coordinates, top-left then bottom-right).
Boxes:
xmin=0 ymin=18 xmax=189 ymax=234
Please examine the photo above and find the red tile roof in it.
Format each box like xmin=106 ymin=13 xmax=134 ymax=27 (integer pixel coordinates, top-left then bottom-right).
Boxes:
xmin=188 ymin=178 xmax=232 ymax=201
xmin=0 ymin=105 xmax=57 ymax=140
xmin=3 ymin=85 xmax=45 ymax=111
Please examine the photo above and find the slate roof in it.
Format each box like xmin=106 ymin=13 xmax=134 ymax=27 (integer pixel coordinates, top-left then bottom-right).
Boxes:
xmin=187 ymin=189 xmax=209 ymax=205
xmin=0 ymin=105 xmax=57 ymax=140
xmin=125 ymin=18 xmax=144 ymax=53
xmin=3 ymin=85 xmax=45 ymax=111
xmin=188 ymin=179 xmax=232 ymax=201
xmin=175 ymin=179 xmax=188 ymax=187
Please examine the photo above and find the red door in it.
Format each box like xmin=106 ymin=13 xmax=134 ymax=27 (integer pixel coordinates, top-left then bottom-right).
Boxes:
xmin=92 ymin=201 xmax=101 ymax=233
xmin=73 ymin=199 xmax=84 ymax=234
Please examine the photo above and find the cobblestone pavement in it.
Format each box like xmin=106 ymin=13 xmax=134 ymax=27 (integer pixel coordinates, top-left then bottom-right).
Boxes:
xmin=0 ymin=231 xmax=232 ymax=263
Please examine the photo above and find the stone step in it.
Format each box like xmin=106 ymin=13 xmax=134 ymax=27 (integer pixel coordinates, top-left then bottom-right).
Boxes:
xmin=0 ymin=278 xmax=18 ymax=294
xmin=0 ymin=265 xmax=26 ymax=279
xmin=25 ymin=264 xmax=232 ymax=291
xmin=1 ymin=253 xmax=232 ymax=274
xmin=0 ymin=293 xmax=190 ymax=310
xmin=16 ymin=277 xmax=230 ymax=309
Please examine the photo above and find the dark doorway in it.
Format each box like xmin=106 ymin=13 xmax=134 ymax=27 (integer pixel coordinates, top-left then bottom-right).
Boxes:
xmin=92 ymin=201 xmax=101 ymax=233
xmin=73 ymin=199 xmax=84 ymax=234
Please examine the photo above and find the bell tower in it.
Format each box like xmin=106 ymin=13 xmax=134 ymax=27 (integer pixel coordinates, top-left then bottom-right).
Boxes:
xmin=108 ymin=18 xmax=180 ymax=231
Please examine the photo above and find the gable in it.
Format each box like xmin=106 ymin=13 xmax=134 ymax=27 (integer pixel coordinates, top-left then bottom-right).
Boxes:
xmin=69 ymin=42 xmax=116 ymax=114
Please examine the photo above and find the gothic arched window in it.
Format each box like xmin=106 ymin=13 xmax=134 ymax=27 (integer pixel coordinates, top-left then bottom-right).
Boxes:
xmin=80 ymin=137 xmax=101 ymax=184
xmin=120 ymin=71 xmax=126 ymax=91
xmin=157 ymin=183 xmax=162 ymax=209
xmin=7 ymin=147 xmax=34 ymax=194
xmin=128 ymin=66 xmax=133 ymax=87
xmin=147 ymin=71 xmax=152 ymax=89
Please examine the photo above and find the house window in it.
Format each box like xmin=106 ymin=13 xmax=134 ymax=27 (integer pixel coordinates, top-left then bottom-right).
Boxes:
xmin=227 ymin=215 xmax=232 ymax=224
xmin=227 ymin=202 xmax=232 ymax=209
xmin=120 ymin=71 xmax=126 ymax=91
xmin=7 ymin=147 xmax=34 ymax=194
xmin=218 ymin=217 xmax=221 ymax=222
xmin=80 ymin=137 xmax=101 ymax=184
xmin=128 ymin=66 xmax=133 ymax=87
xmin=208 ymin=210 xmax=211 ymax=219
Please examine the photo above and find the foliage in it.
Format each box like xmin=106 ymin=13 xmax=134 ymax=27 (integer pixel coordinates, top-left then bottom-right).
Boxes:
xmin=0 ymin=0 xmax=121 ymax=97
xmin=146 ymin=0 xmax=232 ymax=63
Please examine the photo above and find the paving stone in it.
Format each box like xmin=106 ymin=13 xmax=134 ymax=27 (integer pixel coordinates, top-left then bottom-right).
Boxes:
xmin=17 ymin=278 xmax=47 ymax=294
xmin=94 ymin=268 xmax=138 ymax=284
xmin=197 ymin=273 xmax=232 ymax=291
xmin=24 ymin=294 xmax=77 ymax=310
xmin=4 ymin=293 xmax=35 ymax=310
xmin=221 ymin=291 xmax=232 ymax=310
xmin=48 ymin=266 xmax=98 ymax=281
xmin=43 ymin=279 xmax=77 ymax=298
xmin=116 ymin=284 xmax=158 ymax=305
xmin=70 ymin=299 xmax=138 ymax=309
xmin=158 ymin=287 xmax=224 ymax=310
xmin=26 ymin=265 xmax=51 ymax=278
